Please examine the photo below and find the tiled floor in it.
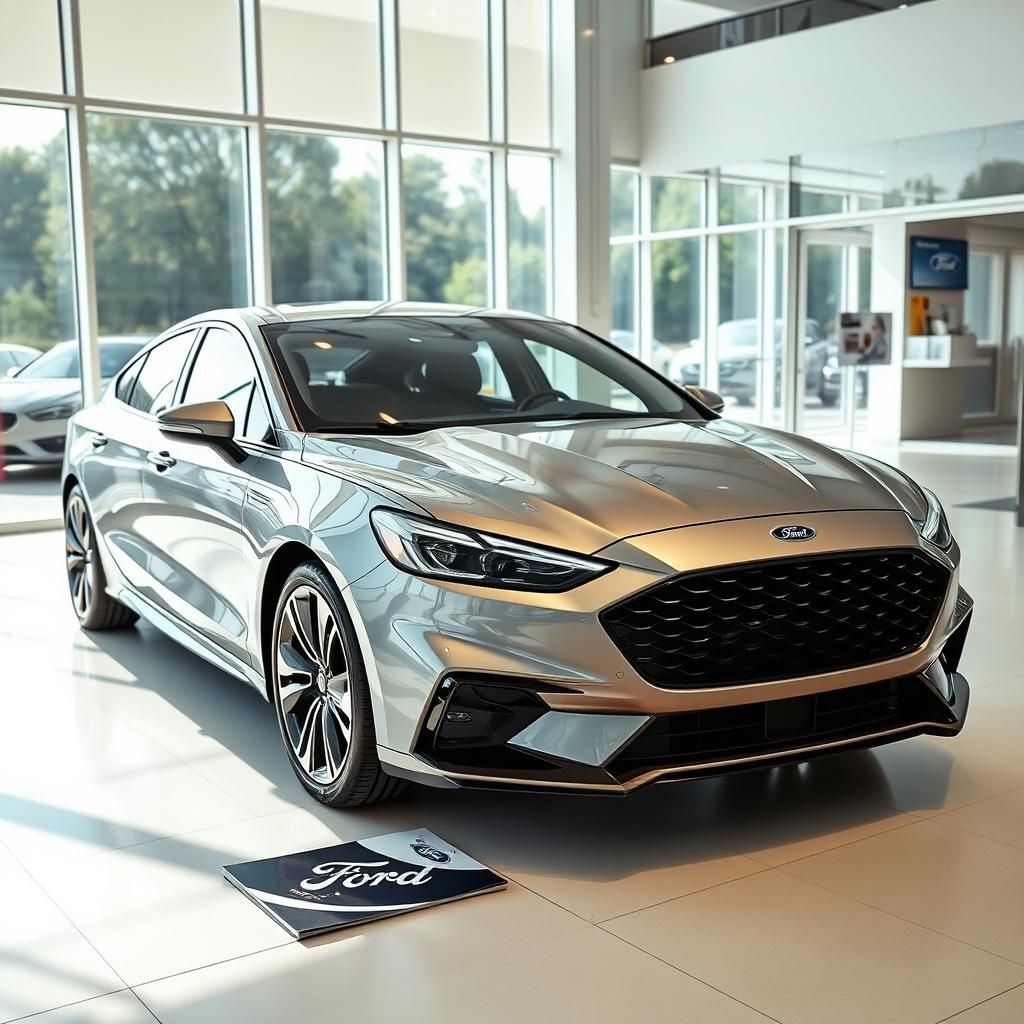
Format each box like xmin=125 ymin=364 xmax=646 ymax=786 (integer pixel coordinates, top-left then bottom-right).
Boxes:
xmin=0 ymin=448 xmax=1022 ymax=1024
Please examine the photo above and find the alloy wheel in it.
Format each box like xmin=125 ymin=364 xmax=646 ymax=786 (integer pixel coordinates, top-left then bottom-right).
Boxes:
xmin=275 ymin=584 xmax=352 ymax=785
xmin=65 ymin=494 xmax=95 ymax=619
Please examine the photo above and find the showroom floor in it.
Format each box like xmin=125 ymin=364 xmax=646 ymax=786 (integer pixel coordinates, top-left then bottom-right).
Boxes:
xmin=1 ymin=450 xmax=1023 ymax=1024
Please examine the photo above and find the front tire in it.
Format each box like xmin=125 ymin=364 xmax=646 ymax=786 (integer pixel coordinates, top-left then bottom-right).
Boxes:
xmin=64 ymin=486 xmax=138 ymax=630
xmin=270 ymin=562 xmax=405 ymax=808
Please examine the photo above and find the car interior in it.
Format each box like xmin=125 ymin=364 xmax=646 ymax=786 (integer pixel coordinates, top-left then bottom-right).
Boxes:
xmin=264 ymin=317 xmax=693 ymax=429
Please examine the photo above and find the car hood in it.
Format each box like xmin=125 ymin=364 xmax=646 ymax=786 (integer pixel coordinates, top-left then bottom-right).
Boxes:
xmin=0 ymin=378 xmax=82 ymax=413
xmin=303 ymin=417 xmax=912 ymax=554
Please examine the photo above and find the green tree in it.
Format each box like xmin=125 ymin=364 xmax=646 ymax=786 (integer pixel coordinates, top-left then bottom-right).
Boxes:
xmin=0 ymin=140 xmax=73 ymax=347
xmin=266 ymin=132 xmax=383 ymax=303
xmin=960 ymin=159 xmax=1024 ymax=200
xmin=87 ymin=115 xmax=249 ymax=334
xmin=403 ymin=151 xmax=488 ymax=305
xmin=649 ymin=179 xmax=703 ymax=348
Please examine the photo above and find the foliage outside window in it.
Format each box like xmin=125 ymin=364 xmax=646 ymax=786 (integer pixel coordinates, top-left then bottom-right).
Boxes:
xmin=0 ymin=104 xmax=76 ymax=356
xmin=402 ymin=145 xmax=490 ymax=306
xmin=87 ymin=113 xmax=249 ymax=335
xmin=267 ymin=131 xmax=385 ymax=304
xmin=508 ymin=155 xmax=551 ymax=314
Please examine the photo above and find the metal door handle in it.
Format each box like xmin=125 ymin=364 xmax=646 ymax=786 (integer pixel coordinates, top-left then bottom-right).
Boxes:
xmin=89 ymin=433 xmax=107 ymax=449
xmin=147 ymin=450 xmax=176 ymax=470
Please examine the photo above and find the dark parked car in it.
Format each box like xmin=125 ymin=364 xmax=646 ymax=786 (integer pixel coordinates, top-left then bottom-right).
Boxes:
xmin=671 ymin=319 xmax=834 ymax=407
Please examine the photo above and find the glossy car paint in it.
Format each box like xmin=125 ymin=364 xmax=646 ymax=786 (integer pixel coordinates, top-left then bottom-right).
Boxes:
xmin=64 ymin=303 xmax=970 ymax=795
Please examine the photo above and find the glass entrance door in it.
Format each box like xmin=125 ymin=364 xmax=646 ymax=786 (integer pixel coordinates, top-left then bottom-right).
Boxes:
xmin=796 ymin=228 xmax=872 ymax=446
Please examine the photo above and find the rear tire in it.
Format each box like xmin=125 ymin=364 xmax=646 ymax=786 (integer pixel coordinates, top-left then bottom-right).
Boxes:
xmin=64 ymin=486 xmax=138 ymax=631
xmin=270 ymin=562 xmax=406 ymax=808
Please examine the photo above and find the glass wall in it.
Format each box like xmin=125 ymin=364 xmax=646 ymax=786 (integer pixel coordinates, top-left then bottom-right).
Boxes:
xmin=0 ymin=0 xmax=555 ymax=527
xmin=0 ymin=0 xmax=63 ymax=93
xmin=87 ymin=114 xmax=249 ymax=334
xmin=402 ymin=145 xmax=490 ymax=305
xmin=80 ymin=0 xmax=245 ymax=111
xmin=267 ymin=132 xmax=385 ymax=303
xmin=0 ymin=104 xmax=76 ymax=362
xmin=399 ymin=0 xmax=489 ymax=139
xmin=260 ymin=0 xmax=381 ymax=127
xmin=507 ymin=154 xmax=551 ymax=314
xmin=794 ymin=121 xmax=1024 ymax=214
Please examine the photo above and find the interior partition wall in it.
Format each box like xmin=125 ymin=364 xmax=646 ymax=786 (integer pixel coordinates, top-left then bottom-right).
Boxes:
xmin=615 ymin=136 xmax=1024 ymax=445
xmin=0 ymin=0 xmax=557 ymax=408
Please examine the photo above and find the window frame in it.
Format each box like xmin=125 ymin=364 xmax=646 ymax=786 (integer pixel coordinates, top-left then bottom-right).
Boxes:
xmin=178 ymin=322 xmax=278 ymax=446
xmin=112 ymin=329 xmax=201 ymax=417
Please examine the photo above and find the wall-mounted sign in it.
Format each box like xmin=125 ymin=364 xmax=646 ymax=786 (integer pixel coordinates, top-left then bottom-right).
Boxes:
xmin=839 ymin=312 xmax=892 ymax=366
xmin=224 ymin=829 xmax=506 ymax=939
xmin=910 ymin=236 xmax=969 ymax=290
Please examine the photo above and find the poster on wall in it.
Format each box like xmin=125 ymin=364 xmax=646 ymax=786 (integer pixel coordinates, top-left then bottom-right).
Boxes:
xmin=838 ymin=312 xmax=892 ymax=366
xmin=224 ymin=829 xmax=506 ymax=939
xmin=909 ymin=236 xmax=969 ymax=290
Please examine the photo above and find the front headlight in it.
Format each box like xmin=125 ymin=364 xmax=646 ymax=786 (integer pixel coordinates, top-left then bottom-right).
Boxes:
xmin=370 ymin=508 xmax=613 ymax=592
xmin=915 ymin=488 xmax=952 ymax=550
xmin=27 ymin=402 xmax=79 ymax=421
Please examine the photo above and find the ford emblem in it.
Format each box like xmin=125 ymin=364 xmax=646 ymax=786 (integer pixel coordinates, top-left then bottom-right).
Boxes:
xmin=410 ymin=838 xmax=452 ymax=863
xmin=930 ymin=252 xmax=960 ymax=272
xmin=770 ymin=524 xmax=816 ymax=542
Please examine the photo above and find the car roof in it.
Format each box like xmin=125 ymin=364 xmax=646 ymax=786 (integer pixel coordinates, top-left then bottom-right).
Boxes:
xmin=172 ymin=301 xmax=557 ymax=330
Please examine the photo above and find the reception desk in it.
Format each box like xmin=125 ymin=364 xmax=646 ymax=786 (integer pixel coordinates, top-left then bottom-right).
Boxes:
xmin=901 ymin=334 xmax=990 ymax=439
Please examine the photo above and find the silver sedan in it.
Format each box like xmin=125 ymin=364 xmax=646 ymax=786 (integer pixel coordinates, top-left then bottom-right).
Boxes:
xmin=62 ymin=303 xmax=971 ymax=808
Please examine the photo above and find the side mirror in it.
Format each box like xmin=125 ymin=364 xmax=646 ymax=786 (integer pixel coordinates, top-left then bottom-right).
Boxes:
xmin=684 ymin=385 xmax=726 ymax=414
xmin=158 ymin=400 xmax=235 ymax=440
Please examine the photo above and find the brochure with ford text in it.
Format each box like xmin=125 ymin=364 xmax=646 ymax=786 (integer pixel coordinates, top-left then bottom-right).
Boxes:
xmin=223 ymin=829 xmax=506 ymax=938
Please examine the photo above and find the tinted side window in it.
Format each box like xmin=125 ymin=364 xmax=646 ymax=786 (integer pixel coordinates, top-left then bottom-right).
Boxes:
xmin=129 ymin=331 xmax=197 ymax=414
xmin=182 ymin=326 xmax=271 ymax=441
xmin=115 ymin=358 xmax=143 ymax=404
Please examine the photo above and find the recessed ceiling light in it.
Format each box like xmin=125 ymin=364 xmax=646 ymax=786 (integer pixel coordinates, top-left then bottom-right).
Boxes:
xmin=663 ymin=55 xmax=676 ymax=64
xmin=312 ymin=340 xmax=332 ymax=350
xmin=581 ymin=27 xmax=595 ymax=37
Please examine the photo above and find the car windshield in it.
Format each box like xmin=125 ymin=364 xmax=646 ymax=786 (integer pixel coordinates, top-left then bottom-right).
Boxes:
xmin=262 ymin=315 xmax=700 ymax=433
xmin=15 ymin=340 xmax=145 ymax=381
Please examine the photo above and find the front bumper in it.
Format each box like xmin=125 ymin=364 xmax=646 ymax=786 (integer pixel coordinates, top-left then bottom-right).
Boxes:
xmin=341 ymin=508 xmax=972 ymax=795
xmin=0 ymin=412 xmax=68 ymax=463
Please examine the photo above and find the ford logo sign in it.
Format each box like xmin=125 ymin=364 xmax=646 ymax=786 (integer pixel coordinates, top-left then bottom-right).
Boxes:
xmin=770 ymin=525 xmax=816 ymax=542
xmin=930 ymin=252 xmax=960 ymax=272
xmin=410 ymin=838 xmax=452 ymax=863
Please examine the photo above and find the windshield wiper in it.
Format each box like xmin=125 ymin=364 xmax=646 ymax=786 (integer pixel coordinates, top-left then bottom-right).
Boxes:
xmin=317 ymin=422 xmax=433 ymax=435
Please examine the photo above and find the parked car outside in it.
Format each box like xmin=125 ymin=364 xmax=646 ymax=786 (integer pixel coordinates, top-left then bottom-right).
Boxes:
xmin=0 ymin=337 xmax=149 ymax=464
xmin=0 ymin=343 xmax=40 ymax=377
xmin=670 ymin=318 xmax=834 ymax=407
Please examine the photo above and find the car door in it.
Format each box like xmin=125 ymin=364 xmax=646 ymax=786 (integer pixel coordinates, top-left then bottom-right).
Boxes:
xmin=75 ymin=329 xmax=199 ymax=586
xmin=134 ymin=323 xmax=272 ymax=665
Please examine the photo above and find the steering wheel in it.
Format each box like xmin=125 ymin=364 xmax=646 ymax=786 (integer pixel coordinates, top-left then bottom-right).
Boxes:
xmin=516 ymin=389 xmax=572 ymax=413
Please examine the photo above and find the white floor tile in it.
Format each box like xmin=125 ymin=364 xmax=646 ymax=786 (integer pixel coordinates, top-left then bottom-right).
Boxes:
xmin=20 ymin=990 xmax=156 ymax=1024
xmin=784 ymin=819 xmax=1024 ymax=963
xmin=606 ymin=870 xmax=1024 ymax=1024
xmin=139 ymin=926 xmax=770 ymax=1024
xmin=31 ymin=809 xmax=422 ymax=987
xmin=0 ymin=761 xmax=256 ymax=872
xmin=934 ymin=787 xmax=1024 ymax=850
xmin=404 ymin=783 xmax=763 ymax=922
xmin=942 ymin=984 xmax=1024 ymax=1023
xmin=0 ymin=868 xmax=123 ymax=1024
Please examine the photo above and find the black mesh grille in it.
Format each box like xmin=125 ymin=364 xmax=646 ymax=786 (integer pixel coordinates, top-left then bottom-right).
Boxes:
xmin=610 ymin=676 xmax=953 ymax=781
xmin=602 ymin=549 xmax=949 ymax=688
xmin=0 ymin=412 xmax=15 ymax=431
xmin=36 ymin=436 xmax=66 ymax=453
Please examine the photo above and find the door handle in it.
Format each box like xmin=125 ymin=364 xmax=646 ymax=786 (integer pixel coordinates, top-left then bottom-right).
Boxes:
xmin=89 ymin=433 xmax=107 ymax=449
xmin=147 ymin=450 xmax=176 ymax=470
